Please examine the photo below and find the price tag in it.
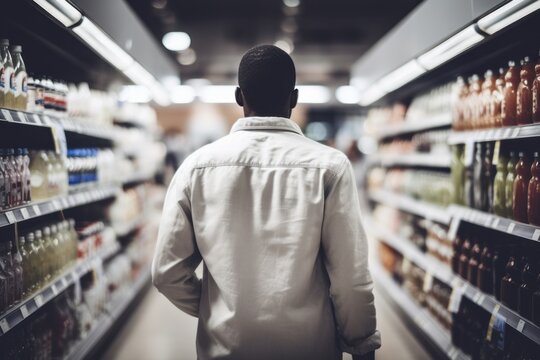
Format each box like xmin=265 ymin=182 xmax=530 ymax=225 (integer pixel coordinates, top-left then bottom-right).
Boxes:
xmin=494 ymin=129 xmax=503 ymax=139
xmin=503 ymin=128 xmax=512 ymax=138
xmin=448 ymin=284 xmax=465 ymax=313
xmin=492 ymin=217 xmax=500 ymax=229
xmin=32 ymin=114 xmax=40 ymax=124
xmin=5 ymin=211 xmax=16 ymax=224
xmin=511 ymin=127 xmax=520 ymax=138
xmin=62 ymin=198 xmax=69 ymax=208
xmin=42 ymin=116 xmax=51 ymax=125
xmin=473 ymin=291 xmax=482 ymax=303
xmin=486 ymin=304 xmax=501 ymax=341
xmin=447 ymin=217 xmax=461 ymax=241
xmin=402 ymin=258 xmax=412 ymax=275
xmin=16 ymin=111 xmax=26 ymax=123
xmin=20 ymin=208 xmax=30 ymax=219
xmin=507 ymin=222 xmax=515 ymax=234
xmin=448 ymin=346 xmax=459 ymax=360
xmin=484 ymin=215 xmax=493 ymax=227
xmin=51 ymin=284 xmax=58 ymax=295
xmin=477 ymin=294 xmax=486 ymax=305
xmin=35 ymin=294 xmax=43 ymax=307
xmin=492 ymin=141 xmax=501 ymax=165
xmin=1 ymin=109 xmax=13 ymax=122
xmin=532 ymin=229 xmax=540 ymax=241
xmin=0 ymin=318 xmax=9 ymax=333
xmin=32 ymin=205 xmax=41 ymax=216
xmin=517 ymin=319 xmax=526 ymax=333
xmin=423 ymin=272 xmax=434 ymax=292
xmin=20 ymin=304 xmax=29 ymax=318
xmin=53 ymin=200 xmax=61 ymax=210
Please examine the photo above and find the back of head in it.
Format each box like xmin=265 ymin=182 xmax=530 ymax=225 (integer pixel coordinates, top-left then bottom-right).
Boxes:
xmin=238 ymin=45 xmax=296 ymax=114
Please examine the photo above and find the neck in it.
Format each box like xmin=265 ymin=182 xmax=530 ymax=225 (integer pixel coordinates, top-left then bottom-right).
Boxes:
xmin=244 ymin=109 xmax=291 ymax=118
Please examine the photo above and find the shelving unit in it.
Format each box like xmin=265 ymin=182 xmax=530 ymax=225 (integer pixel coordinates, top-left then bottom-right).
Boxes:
xmin=373 ymin=113 xmax=452 ymax=140
xmin=448 ymin=124 xmax=540 ymax=144
xmin=369 ymin=153 xmax=451 ymax=169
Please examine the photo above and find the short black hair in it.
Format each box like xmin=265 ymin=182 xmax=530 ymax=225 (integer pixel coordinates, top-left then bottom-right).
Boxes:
xmin=238 ymin=45 xmax=296 ymax=113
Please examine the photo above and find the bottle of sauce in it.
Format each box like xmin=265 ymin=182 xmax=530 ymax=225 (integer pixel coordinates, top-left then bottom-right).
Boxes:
xmin=518 ymin=256 xmax=536 ymax=319
xmin=0 ymin=39 xmax=15 ymax=109
xmin=451 ymin=145 xmax=465 ymax=205
xmin=470 ymin=75 xmax=483 ymax=129
xmin=473 ymin=143 xmax=484 ymax=209
xmin=459 ymin=237 xmax=472 ymax=279
xmin=492 ymin=246 xmax=506 ymax=300
xmin=516 ymin=57 xmax=534 ymax=125
xmin=505 ymin=152 xmax=518 ymax=219
xmin=502 ymin=61 xmax=520 ymax=127
xmin=533 ymin=50 xmax=540 ymax=123
xmin=513 ymin=152 xmax=531 ymax=223
xmin=483 ymin=143 xmax=494 ymax=212
xmin=500 ymin=255 xmax=520 ymax=310
xmin=477 ymin=245 xmax=493 ymax=294
xmin=528 ymin=152 xmax=540 ymax=225
xmin=482 ymin=70 xmax=496 ymax=128
xmin=468 ymin=241 xmax=482 ymax=286
xmin=10 ymin=45 xmax=27 ymax=111
xmin=452 ymin=235 xmax=464 ymax=274
xmin=493 ymin=153 xmax=508 ymax=216
xmin=491 ymin=68 xmax=505 ymax=128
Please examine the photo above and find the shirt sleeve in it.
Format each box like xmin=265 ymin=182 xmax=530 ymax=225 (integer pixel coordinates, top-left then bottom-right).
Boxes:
xmin=152 ymin=164 xmax=202 ymax=317
xmin=321 ymin=159 xmax=381 ymax=355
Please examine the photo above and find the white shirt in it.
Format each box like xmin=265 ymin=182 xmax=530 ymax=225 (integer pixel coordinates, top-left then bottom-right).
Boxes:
xmin=152 ymin=117 xmax=381 ymax=360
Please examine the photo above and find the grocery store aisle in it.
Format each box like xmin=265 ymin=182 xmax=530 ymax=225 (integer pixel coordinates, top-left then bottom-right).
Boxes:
xmin=103 ymin=283 xmax=430 ymax=360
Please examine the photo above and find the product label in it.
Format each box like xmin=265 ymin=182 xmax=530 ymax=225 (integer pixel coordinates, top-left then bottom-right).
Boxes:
xmin=8 ymin=68 xmax=15 ymax=93
xmin=2 ymin=67 xmax=13 ymax=94
xmin=14 ymin=71 xmax=27 ymax=97
xmin=0 ymin=66 xmax=4 ymax=89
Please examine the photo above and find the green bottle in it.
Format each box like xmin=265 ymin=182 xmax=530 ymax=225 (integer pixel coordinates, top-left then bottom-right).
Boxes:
xmin=493 ymin=154 xmax=508 ymax=216
xmin=505 ymin=152 xmax=518 ymax=219
xmin=451 ymin=145 xmax=466 ymax=205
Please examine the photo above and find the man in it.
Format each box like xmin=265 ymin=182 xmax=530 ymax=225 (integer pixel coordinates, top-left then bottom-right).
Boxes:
xmin=152 ymin=45 xmax=381 ymax=360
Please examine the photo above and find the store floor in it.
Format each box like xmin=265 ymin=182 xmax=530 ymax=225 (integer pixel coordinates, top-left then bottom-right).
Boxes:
xmin=103 ymin=283 xmax=430 ymax=360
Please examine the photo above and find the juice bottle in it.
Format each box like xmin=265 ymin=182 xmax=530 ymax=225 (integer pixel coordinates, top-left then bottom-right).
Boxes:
xmin=483 ymin=142 xmax=494 ymax=212
xmin=533 ymin=50 xmax=540 ymax=123
xmin=482 ymin=70 xmax=496 ymax=128
xmin=528 ymin=152 xmax=540 ymax=225
xmin=473 ymin=143 xmax=484 ymax=209
xmin=452 ymin=77 xmax=465 ymax=130
xmin=451 ymin=145 xmax=465 ymax=204
xmin=513 ymin=152 xmax=531 ymax=223
xmin=0 ymin=39 xmax=15 ymax=109
xmin=10 ymin=46 xmax=27 ymax=111
xmin=18 ymin=235 xmax=30 ymax=298
xmin=491 ymin=68 xmax=505 ymax=127
xmin=0 ymin=241 xmax=15 ymax=308
xmin=516 ymin=57 xmax=534 ymax=125
xmin=493 ymin=153 xmax=508 ymax=216
xmin=8 ymin=239 xmax=22 ymax=304
xmin=502 ymin=61 xmax=520 ymax=127
xmin=470 ymin=75 xmax=483 ymax=129
xmin=505 ymin=152 xmax=518 ymax=218
xmin=30 ymin=150 xmax=51 ymax=200
xmin=500 ymin=255 xmax=520 ymax=310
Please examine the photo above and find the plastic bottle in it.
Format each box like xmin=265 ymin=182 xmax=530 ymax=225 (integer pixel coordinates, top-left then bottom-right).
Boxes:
xmin=42 ymin=227 xmax=54 ymax=280
xmin=18 ymin=235 xmax=30 ymax=298
xmin=0 ymin=149 xmax=6 ymax=210
xmin=35 ymin=230 xmax=48 ymax=285
xmin=483 ymin=143 xmax=494 ymax=212
xmin=473 ymin=143 xmax=484 ymax=209
xmin=491 ymin=68 xmax=505 ymax=128
xmin=502 ymin=61 xmax=520 ymax=127
xmin=8 ymin=239 xmax=22 ymax=304
xmin=516 ymin=57 xmax=534 ymax=125
xmin=493 ymin=153 xmax=508 ymax=216
xmin=528 ymin=152 xmax=540 ymax=225
xmin=30 ymin=150 xmax=51 ymax=200
xmin=0 ymin=39 xmax=15 ymax=109
xmin=26 ymin=232 xmax=39 ymax=292
xmin=513 ymin=152 xmax=531 ymax=223
xmin=8 ymin=149 xmax=22 ymax=206
xmin=482 ymin=70 xmax=496 ymax=128
xmin=0 ymin=240 xmax=16 ymax=309
xmin=22 ymin=148 xmax=31 ymax=203
xmin=533 ymin=50 xmax=540 ymax=123
xmin=10 ymin=45 xmax=27 ymax=111
xmin=50 ymin=225 xmax=60 ymax=274
xmin=505 ymin=152 xmax=518 ymax=219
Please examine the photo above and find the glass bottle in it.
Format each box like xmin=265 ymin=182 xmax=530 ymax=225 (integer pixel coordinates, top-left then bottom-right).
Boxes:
xmin=18 ymin=236 xmax=30 ymax=298
xmin=0 ymin=240 xmax=15 ymax=309
xmin=518 ymin=256 xmax=536 ymax=319
xmin=516 ymin=57 xmax=534 ymax=125
xmin=50 ymin=225 xmax=60 ymax=274
xmin=502 ymin=60 xmax=520 ymax=127
xmin=492 ymin=246 xmax=506 ymax=301
xmin=528 ymin=152 xmax=540 ymax=225
xmin=0 ymin=39 xmax=15 ymax=109
xmin=0 ymin=149 xmax=7 ymax=210
xmin=493 ymin=153 xmax=508 ymax=216
xmin=513 ymin=152 xmax=531 ymax=223
xmin=477 ymin=245 xmax=493 ymax=294
xmin=468 ymin=241 xmax=482 ymax=287
xmin=26 ymin=233 xmax=39 ymax=292
xmin=470 ymin=75 xmax=483 ymax=129
xmin=491 ymin=68 xmax=505 ymax=128
xmin=500 ymin=255 xmax=520 ymax=310
xmin=473 ymin=143 xmax=484 ymax=210
xmin=533 ymin=50 xmax=540 ymax=123
xmin=9 ymin=45 xmax=27 ymax=111
xmin=451 ymin=145 xmax=465 ymax=205
xmin=29 ymin=150 xmax=51 ymax=200
xmin=481 ymin=70 xmax=496 ymax=128
xmin=483 ymin=142 xmax=494 ymax=212
xmin=459 ymin=237 xmax=472 ymax=279
xmin=9 ymin=239 xmax=22 ymax=304
xmin=42 ymin=227 xmax=55 ymax=279
xmin=22 ymin=148 xmax=31 ymax=203
xmin=8 ymin=149 xmax=22 ymax=206
xmin=35 ymin=229 xmax=48 ymax=285
xmin=532 ymin=273 xmax=540 ymax=325
xmin=505 ymin=152 xmax=518 ymax=219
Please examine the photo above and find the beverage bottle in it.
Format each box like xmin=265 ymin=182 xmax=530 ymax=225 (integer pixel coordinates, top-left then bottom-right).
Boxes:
xmin=2 ymin=149 xmax=14 ymax=208
xmin=513 ymin=152 xmax=531 ymax=223
xmin=473 ymin=143 xmax=484 ymax=209
xmin=50 ymin=225 xmax=60 ymax=273
xmin=0 ymin=240 xmax=16 ymax=308
xmin=34 ymin=77 xmax=44 ymax=113
xmin=22 ymin=148 xmax=31 ymax=202
xmin=502 ymin=61 xmax=520 ymax=127
xmin=0 ymin=39 xmax=15 ymax=109
xmin=470 ymin=75 xmax=483 ymax=129
xmin=467 ymin=241 xmax=482 ymax=286
xmin=68 ymin=219 xmax=78 ymax=262
xmin=47 ymin=151 xmax=60 ymax=196
xmin=0 ymin=249 xmax=7 ymax=312
xmin=518 ymin=256 xmax=536 ymax=319
xmin=528 ymin=152 xmax=540 ymax=225
xmin=481 ymin=70 xmax=496 ymax=128
xmin=491 ymin=68 xmax=505 ymax=127
xmin=26 ymin=232 xmax=40 ymax=292
xmin=459 ymin=237 xmax=472 ymax=279
xmin=42 ymin=227 xmax=55 ymax=279
xmin=451 ymin=145 xmax=465 ymax=205
xmin=516 ymin=57 xmax=534 ymax=125
xmin=35 ymin=230 xmax=48 ymax=285
xmin=18 ymin=235 xmax=30 ymax=298
xmin=483 ymin=143 xmax=494 ymax=212
xmin=7 ymin=239 xmax=22 ymax=304
xmin=15 ymin=149 xmax=26 ymax=203
xmin=533 ymin=50 xmax=540 ymax=123
xmin=493 ymin=153 xmax=508 ymax=216
xmin=26 ymin=74 xmax=36 ymax=112
xmin=0 ymin=149 xmax=6 ymax=210
xmin=500 ymin=255 xmax=520 ymax=310
xmin=8 ymin=149 xmax=22 ymax=206
xmin=492 ymin=247 xmax=506 ymax=300
xmin=505 ymin=152 xmax=518 ymax=218
xmin=29 ymin=150 xmax=51 ymax=200
xmin=533 ymin=273 xmax=540 ymax=325
xmin=10 ymin=45 xmax=27 ymax=111
xmin=477 ymin=245 xmax=493 ymax=294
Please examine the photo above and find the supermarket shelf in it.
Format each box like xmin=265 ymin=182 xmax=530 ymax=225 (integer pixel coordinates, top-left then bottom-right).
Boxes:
xmin=0 ymin=186 xmax=119 ymax=228
xmin=448 ymin=123 xmax=540 ymax=144
xmin=369 ymin=189 xmax=451 ymax=224
xmin=121 ymin=172 xmax=156 ymax=187
xmin=114 ymin=216 xmax=145 ymax=237
xmin=374 ymin=113 xmax=452 ymax=139
xmin=448 ymin=205 xmax=540 ymax=243
xmin=369 ymin=153 xmax=451 ymax=169
xmin=65 ymin=267 xmax=151 ymax=360
xmin=0 ymin=244 xmax=120 ymax=336
xmin=372 ymin=262 xmax=469 ymax=360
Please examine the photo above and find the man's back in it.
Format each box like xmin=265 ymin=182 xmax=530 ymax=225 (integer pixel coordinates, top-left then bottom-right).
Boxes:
xmin=152 ymin=117 xmax=380 ymax=360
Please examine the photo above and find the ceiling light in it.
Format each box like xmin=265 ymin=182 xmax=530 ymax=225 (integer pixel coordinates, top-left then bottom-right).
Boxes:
xmin=162 ymin=32 xmax=191 ymax=51
xmin=336 ymin=86 xmax=360 ymax=104
xmin=199 ymin=85 xmax=237 ymax=103
xmin=274 ymin=39 xmax=294 ymax=54
xmin=73 ymin=17 xmax=134 ymax=71
xmin=119 ymin=85 xmax=152 ymax=103
xmin=33 ymin=0 xmax=82 ymax=27
xmin=297 ymin=85 xmax=331 ymax=104
xmin=477 ymin=0 xmax=540 ymax=35
xmin=283 ymin=0 xmax=300 ymax=8
xmin=170 ymin=85 xmax=196 ymax=104
xmin=281 ymin=18 xmax=298 ymax=33
xmin=177 ymin=48 xmax=197 ymax=66
xmin=417 ymin=25 xmax=484 ymax=70
xmin=358 ymin=84 xmax=386 ymax=107
xmin=377 ymin=60 xmax=425 ymax=93
xmin=123 ymin=62 xmax=171 ymax=106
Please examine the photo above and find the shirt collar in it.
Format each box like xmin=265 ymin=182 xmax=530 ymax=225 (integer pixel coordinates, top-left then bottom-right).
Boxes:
xmin=230 ymin=117 xmax=304 ymax=136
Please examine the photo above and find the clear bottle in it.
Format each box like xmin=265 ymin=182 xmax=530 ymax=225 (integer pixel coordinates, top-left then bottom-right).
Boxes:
xmin=47 ymin=151 xmax=60 ymax=196
xmin=481 ymin=70 xmax=496 ymax=128
xmin=34 ymin=77 xmax=44 ymax=113
xmin=533 ymin=50 xmax=540 ymax=123
xmin=69 ymin=219 xmax=78 ymax=262
xmin=26 ymin=74 xmax=36 ymax=112
xmin=9 ymin=239 xmax=22 ymax=304
xmin=0 ymin=39 xmax=15 ymax=109
xmin=35 ymin=229 xmax=49 ymax=285
xmin=9 ymin=45 xmax=27 ymax=111
xmin=15 ymin=148 xmax=26 ymax=203
xmin=22 ymin=148 xmax=31 ymax=203
xmin=26 ymin=232 xmax=39 ymax=292
xmin=50 ymin=224 xmax=61 ymax=273
xmin=491 ymin=67 xmax=505 ymax=128
xmin=8 ymin=149 xmax=22 ymax=206
xmin=30 ymin=150 xmax=51 ymax=200
xmin=0 ymin=240 xmax=15 ymax=309
xmin=0 ymin=246 xmax=7 ymax=312
xmin=505 ymin=152 xmax=518 ymax=219
xmin=18 ymin=235 xmax=31 ymax=298
xmin=42 ymin=227 xmax=55 ymax=279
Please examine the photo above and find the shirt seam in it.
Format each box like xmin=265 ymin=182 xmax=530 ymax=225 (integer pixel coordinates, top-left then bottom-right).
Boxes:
xmin=190 ymin=162 xmax=341 ymax=176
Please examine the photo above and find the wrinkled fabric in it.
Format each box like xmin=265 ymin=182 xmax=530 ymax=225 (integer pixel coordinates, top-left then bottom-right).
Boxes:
xmin=152 ymin=117 xmax=381 ymax=360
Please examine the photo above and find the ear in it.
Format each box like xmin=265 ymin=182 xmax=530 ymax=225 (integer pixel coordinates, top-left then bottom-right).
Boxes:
xmin=290 ymin=89 xmax=298 ymax=109
xmin=235 ymin=87 xmax=244 ymax=107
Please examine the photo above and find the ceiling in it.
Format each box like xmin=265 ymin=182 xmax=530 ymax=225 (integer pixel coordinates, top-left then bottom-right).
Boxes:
xmin=127 ymin=0 xmax=422 ymax=87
